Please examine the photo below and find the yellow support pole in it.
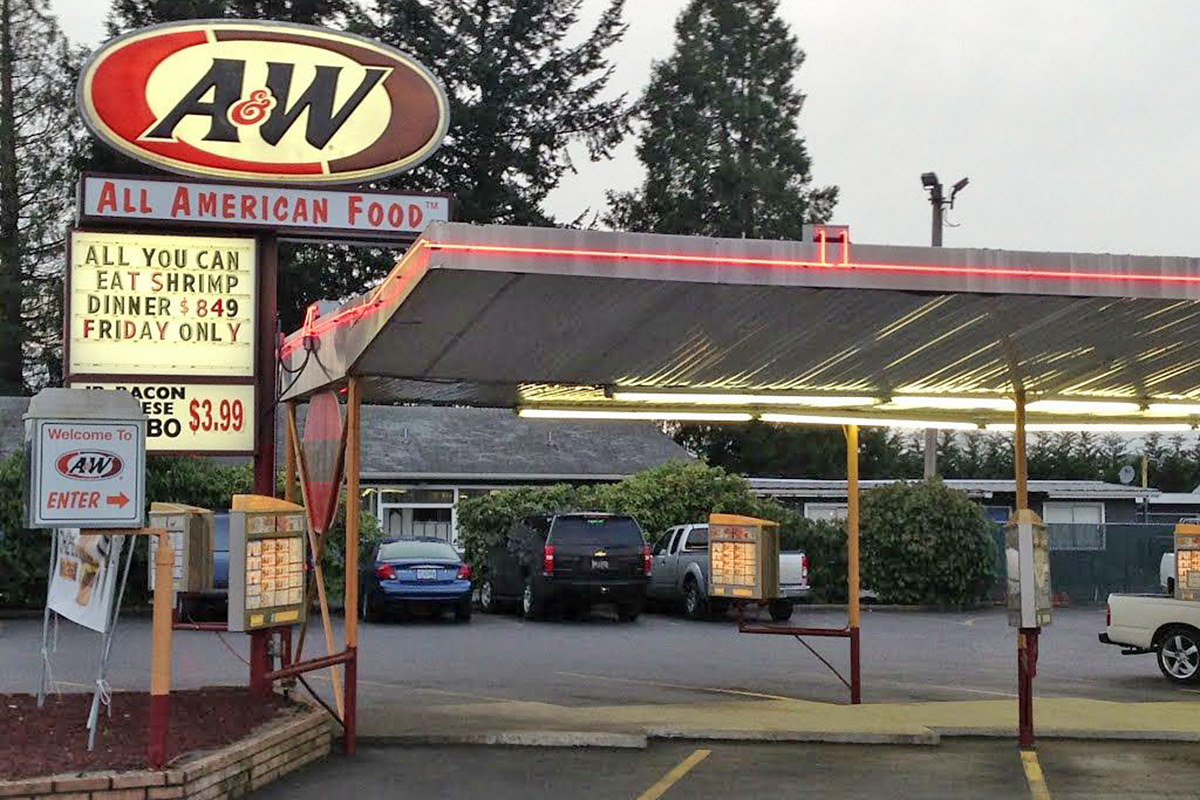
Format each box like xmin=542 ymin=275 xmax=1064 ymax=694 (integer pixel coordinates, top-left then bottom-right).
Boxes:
xmin=148 ymin=529 xmax=173 ymax=767
xmin=344 ymin=378 xmax=361 ymax=755
xmin=1014 ymin=388 xmax=1029 ymax=512
xmin=845 ymin=424 xmax=861 ymax=704
xmin=284 ymin=401 xmax=298 ymax=504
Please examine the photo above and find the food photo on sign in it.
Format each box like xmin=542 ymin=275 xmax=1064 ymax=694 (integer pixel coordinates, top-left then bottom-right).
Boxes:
xmin=47 ymin=529 xmax=126 ymax=633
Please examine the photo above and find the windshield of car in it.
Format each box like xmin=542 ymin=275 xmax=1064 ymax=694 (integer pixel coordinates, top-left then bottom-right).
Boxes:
xmin=550 ymin=516 xmax=644 ymax=546
xmin=378 ymin=540 xmax=459 ymax=561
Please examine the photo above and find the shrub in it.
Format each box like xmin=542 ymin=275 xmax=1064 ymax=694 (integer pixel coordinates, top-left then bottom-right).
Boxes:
xmin=456 ymin=484 xmax=587 ymax=575
xmin=860 ymin=480 xmax=995 ymax=606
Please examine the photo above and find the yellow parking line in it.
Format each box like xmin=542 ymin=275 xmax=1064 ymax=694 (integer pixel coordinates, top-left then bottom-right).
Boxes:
xmin=637 ymin=748 xmax=711 ymax=800
xmin=1021 ymin=750 xmax=1052 ymax=800
xmin=557 ymin=671 xmax=800 ymax=702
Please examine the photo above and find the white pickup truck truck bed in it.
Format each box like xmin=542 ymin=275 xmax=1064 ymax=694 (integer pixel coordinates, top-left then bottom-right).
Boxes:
xmin=1103 ymin=592 xmax=1200 ymax=683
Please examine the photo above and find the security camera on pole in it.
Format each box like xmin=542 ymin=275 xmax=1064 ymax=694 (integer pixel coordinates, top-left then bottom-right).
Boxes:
xmin=919 ymin=171 xmax=969 ymax=479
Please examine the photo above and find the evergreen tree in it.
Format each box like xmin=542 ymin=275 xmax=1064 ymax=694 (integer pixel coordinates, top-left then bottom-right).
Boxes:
xmin=107 ymin=0 xmax=348 ymax=32
xmin=605 ymin=0 xmax=836 ymax=237
xmin=628 ymin=0 xmax=839 ymax=473
xmin=0 ymin=0 xmax=86 ymax=389
xmin=360 ymin=0 xmax=629 ymax=227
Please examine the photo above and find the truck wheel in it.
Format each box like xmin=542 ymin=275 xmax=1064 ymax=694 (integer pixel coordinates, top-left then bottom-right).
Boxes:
xmin=769 ymin=601 xmax=794 ymax=623
xmin=479 ymin=578 xmax=498 ymax=614
xmin=1157 ymin=626 xmax=1200 ymax=683
xmin=682 ymin=579 xmax=706 ymax=620
xmin=522 ymin=576 xmax=545 ymax=621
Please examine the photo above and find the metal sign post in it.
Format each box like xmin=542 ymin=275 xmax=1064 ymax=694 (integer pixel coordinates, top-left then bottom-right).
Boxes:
xmin=85 ymin=535 xmax=136 ymax=751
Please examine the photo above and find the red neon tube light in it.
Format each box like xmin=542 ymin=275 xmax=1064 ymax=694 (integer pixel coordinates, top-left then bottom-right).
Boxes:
xmin=282 ymin=236 xmax=1200 ymax=356
xmin=426 ymin=242 xmax=1200 ymax=286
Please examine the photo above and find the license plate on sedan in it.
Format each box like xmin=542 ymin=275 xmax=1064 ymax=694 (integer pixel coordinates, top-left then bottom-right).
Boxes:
xmin=591 ymin=559 xmax=609 ymax=571
xmin=416 ymin=568 xmax=438 ymax=580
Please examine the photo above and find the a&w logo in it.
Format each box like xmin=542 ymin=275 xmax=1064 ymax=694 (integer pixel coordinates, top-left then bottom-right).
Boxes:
xmin=56 ymin=450 xmax=124 ymax=481
xmin=78 ymin=21 xmax=449 ymax=184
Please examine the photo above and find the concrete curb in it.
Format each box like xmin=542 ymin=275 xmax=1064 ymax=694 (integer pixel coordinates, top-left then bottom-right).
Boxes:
xmin=358 ymin=731 xmax=649 ymax=749
xmin=646 ymin=728 xmax=941 ymax=746
xmin=934 ymin=727 xmax=1200 ymax=742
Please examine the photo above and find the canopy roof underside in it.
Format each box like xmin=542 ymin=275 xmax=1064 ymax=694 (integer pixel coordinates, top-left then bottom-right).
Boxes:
xmin=280 ymin=223 xmax=1200 ymax=428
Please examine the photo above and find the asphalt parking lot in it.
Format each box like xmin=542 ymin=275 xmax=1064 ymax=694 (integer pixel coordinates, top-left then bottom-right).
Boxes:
xmin=253 ymin=739 xmax=1200 ymax=800
xmin=0 ymin=605 xmax=1187 ymax=707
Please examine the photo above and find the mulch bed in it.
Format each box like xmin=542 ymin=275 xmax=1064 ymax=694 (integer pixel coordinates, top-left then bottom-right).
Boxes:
xmin=0 ymin=687 xmax=294 ymax=781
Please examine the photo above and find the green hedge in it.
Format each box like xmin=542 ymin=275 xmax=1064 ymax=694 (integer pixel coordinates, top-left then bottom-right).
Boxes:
xmin=0 ymin=453 xmax=380 ymax=609
xmin=457 ymin=463 xmax=996 ymax=606
xmin=860 ymin=480 xmax=996 ymax=606
xmin=456 ymin=460 xmax=848 ymax=598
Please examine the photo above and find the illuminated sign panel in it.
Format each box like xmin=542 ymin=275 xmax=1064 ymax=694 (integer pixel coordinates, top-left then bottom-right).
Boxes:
xmin=79 ymin=175 xmax=450 ymax=238
xmin=228 ymin=496 xmax=308 ymax=631
xmin=78 ymin=21 xmax=449 ymax=183
xmin=69 ymin=382 xmax=256 ymax=453
xmin=68 ymin=231 xmax=256 ymax=378
xmin=708 ymin=514 xmax=780 ymax=602
xmin=1175 ymin=523 xmax=1200 ymax=601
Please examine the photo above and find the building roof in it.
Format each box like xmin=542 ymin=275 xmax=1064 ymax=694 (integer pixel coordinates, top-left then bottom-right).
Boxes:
xmin=286 ymin=404 xmax=692 ymax=481
xmin=748 ymin=477 xmax=1158 ymax=501
xmin=1148 ymin=492 xmax=1200 ymax=506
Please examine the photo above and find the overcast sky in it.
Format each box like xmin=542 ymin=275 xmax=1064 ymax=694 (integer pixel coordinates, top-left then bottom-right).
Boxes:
xmin=52 ymin=1 xmax=1200 ymax=256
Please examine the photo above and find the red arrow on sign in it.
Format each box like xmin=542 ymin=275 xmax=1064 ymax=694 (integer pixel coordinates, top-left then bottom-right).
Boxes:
xmin=106 ymin=492 xmax=129 ymax=508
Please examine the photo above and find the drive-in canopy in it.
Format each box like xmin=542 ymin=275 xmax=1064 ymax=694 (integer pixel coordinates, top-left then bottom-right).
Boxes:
xmin=281 ymin=222 xmax=1200 ymax=430
xmin=278 ymin=221 xmax=1200 ymax=740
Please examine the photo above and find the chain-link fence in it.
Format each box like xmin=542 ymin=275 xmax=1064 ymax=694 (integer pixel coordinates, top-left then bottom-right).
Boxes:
xmin=991 ymin=522 xmax=1175 ymax=605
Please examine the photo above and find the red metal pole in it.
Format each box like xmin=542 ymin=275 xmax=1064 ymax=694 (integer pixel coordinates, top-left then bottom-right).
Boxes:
xmin=249 ymin=629 xmax=272 ymax=697
xmin=343 ymin=646 xmax=357 ymax=755
xmin=849 ymin=626 xmax=862 ymax=705
xmin=1018 ymin=627 xmax=1038 ymax=748
xmin=280 ymin=627 xmax=292 ymax=671
xmin=253 ymin=235 xmax=278 ymax=497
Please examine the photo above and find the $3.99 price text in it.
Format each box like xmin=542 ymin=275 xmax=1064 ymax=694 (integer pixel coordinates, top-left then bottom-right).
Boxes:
xmin=189 ymin=397 xmax=245 ymax=433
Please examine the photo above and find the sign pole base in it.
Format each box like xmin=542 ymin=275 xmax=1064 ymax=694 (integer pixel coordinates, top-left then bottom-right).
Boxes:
xmin=147 ymin=693 xmax=169 ymax=769
xmin=849 ymin=626 xmax=861 ymax=705
xmin=1018 ymin=627 xmax=1039 ymax=749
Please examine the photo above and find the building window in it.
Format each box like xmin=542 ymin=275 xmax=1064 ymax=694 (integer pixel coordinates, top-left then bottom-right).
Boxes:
xmin=1042 ymin=502 xmax=1105 ymax=551
xmin=805 ymin=503 xmax=848 ymax=521
xmin=982 ymin=505 xmax=1012 ymax=525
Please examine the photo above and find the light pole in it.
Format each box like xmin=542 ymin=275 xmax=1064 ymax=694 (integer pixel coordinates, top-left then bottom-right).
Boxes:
xmin=920 ymin=172 xmax=968 ymax=479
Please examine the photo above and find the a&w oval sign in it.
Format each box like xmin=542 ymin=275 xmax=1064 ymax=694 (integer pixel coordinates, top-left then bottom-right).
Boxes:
xmin=78 ymin=21 xmax=449 ymax=184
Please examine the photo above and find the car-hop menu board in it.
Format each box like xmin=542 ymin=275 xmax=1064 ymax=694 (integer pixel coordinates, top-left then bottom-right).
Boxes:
xmin=1175 ymin=522 xmax=1200 ymax=601
xmin=228 ymin=495 xmax=307 ymax=632
xmin=67 ymin=231 xmax=256 ymax=377
xmin=707 ymin=514 xmax=780 ymax=602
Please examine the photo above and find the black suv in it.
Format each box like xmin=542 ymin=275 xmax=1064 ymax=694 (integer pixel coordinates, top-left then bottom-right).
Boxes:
xmin=478 ymin=513 xmax=650 ymax=621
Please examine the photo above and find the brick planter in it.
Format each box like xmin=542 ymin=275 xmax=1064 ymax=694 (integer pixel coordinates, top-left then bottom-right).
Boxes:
xmin=0 ymin=705 xmax=331 ymax=800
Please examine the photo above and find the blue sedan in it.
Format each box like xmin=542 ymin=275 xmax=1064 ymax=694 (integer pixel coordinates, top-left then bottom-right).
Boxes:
xmin=360 ymin=538 xmax=473 ymax=622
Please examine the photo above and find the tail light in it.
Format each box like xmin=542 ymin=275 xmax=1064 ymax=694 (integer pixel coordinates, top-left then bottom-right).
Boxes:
xmin=375 ymin=563 xmax=396 ymax=580
xmin=458 ymin=563 xmax=472 ymax=580
xmin=802 ymin=554 xmax=809 ymax=582
xmin=1106 ymin=603 xmax=1111 ymax=627
xmin=543 ymin=544 xmax=555 ymax=576
xmin=642 ymin=544 xmax=653 ymax=577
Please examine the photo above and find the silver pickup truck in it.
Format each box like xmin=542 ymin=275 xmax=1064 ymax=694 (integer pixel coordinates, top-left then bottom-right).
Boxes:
xmin=648 ymin=523 xmax=809 ymax=621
